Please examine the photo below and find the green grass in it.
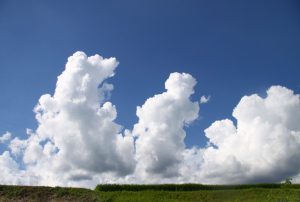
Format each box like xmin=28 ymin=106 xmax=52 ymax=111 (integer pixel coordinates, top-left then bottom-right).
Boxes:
xmin=1 ymin=184 xmax=300 ymax=202
xmin=97 ymin=189 xmax=300 ymax=202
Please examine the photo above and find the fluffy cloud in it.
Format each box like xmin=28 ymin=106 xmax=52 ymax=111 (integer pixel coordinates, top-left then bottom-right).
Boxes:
xmin=132 ymin=73 xmax=199 ymax=181
xmin=33 ymin=52 xmax=136 ymax=185
xmin=0 ymin=132 xmax=11 ymax=143
xmin=198 ymin=86 xmax=300 ymax=184
xmin=1 ymin=52 xmax=135 ymax=187
xmin=0 ymin=51 xmax=299 ymax=188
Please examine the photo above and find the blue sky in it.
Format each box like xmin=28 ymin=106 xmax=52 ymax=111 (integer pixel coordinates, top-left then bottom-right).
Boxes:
xmin=1 ymin=0 xmax=300 ymax=150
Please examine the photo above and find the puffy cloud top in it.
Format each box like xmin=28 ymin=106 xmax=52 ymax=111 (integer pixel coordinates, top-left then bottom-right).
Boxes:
xmin=133 ymin=72 xmax=199 ymax=181
xmin=165 ymin=73 xmax=197 ymax=99
xmin=200 ymin=86 xmax=300 ymax=184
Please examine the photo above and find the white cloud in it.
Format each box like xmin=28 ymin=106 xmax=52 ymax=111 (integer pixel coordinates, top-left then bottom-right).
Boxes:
xmin=1 ymin=51 xmax=136 ymax=187
xmin=9 ymin=137 xmax=27 ymax=156
xmin=198 ymin=86 xmax=300 ymax=184
xmin=200 ymin=95 xmax=210 ymax=104
xmin=33 ymin=51 xmax=136 ymax=186
xmin=0 ymin=132 xmax=11 ymax=143
xmin=0 ymin=151 xmax=37 ymax=185
xmin=132 ymin=73 xmax=199 ymax=181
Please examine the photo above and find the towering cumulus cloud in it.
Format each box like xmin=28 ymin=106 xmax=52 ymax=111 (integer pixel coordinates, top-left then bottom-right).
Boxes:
xmin=132 ymin=73 xmax=199 ymax=182
xmin=0 ymin=51 xmax=300 ymax=188
xmin=199 ymin=86 xmax=300 ymax=184
xmin=2 ymin=52 xmax=135 ymax=187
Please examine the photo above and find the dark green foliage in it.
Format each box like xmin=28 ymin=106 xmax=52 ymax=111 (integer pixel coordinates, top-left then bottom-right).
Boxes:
xmin=95 ymin=183 xmax=283 ymax=192
xmin=0 ymin=185 xmax=98 ymax=201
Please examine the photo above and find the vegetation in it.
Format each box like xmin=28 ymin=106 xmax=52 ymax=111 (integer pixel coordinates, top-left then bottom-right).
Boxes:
xmin=0 ymin=185 xmax=98 ymax=201
xmin=95 ymin=183 xmax=282 ymax=192
xmin=96 ymin=189 xmax=300 ymax=202
xmin=1 ymin=183 xmax=300 ymax=201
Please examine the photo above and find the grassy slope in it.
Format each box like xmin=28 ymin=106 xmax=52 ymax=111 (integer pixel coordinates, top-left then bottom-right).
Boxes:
xmin=99 ymin=189 xmax=300 ymax=202
xmin=0 ymin=185 xmax=98 ymax=202
xmin=1 ymin=185 xmax=300 ymax=202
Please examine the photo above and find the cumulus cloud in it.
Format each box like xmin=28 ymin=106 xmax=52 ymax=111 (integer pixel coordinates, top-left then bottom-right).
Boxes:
xmin=0 ymin=51 xmax=299 ymax=188
xmin=198 ymin=86 xmax=300 ymax=184
xmin=32 ymin=52 xmax=136 ymax=185
xmin=132 ymin=73 xmax=199 ymax=181
xmin=0 ymin=52 xmax=136 ymax=187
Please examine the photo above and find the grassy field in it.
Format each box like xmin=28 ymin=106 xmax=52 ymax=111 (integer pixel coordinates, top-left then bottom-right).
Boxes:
xmin=1 ymin=184 xmax=300 ymax=201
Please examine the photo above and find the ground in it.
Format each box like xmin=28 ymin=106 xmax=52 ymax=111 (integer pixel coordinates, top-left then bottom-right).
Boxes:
xmin=1 ymin=184 xmax=300 ymax=202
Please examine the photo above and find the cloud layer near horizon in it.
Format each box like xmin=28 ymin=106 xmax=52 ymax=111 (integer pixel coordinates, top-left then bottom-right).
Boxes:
xmin=0 ymin=52 xmax=300 ymax=188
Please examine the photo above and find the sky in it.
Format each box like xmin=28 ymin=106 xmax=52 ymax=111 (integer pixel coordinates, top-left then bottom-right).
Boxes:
xmin=0 ymin=0 xmax=300 ymax=188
